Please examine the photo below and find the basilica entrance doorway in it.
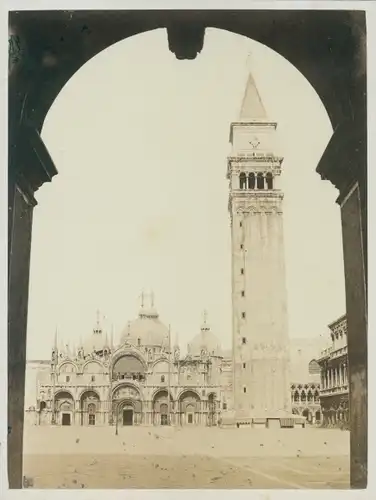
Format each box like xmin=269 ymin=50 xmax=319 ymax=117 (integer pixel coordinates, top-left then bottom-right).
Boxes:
xmin=160 ymin=403 xmax=168 ymax=425
xmin=62 ymin=413 xmax=71 ymax=426
xmin=123 ymin=409 xmax=133 ymax=426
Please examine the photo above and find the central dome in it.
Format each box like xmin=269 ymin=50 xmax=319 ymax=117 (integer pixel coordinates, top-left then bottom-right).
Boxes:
xmin=120 ymin=299 xmax=169 ymax=347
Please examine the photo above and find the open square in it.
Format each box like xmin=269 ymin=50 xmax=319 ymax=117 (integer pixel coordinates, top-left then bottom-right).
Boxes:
xmin=23 ymin=426 xmax=349 ymax=489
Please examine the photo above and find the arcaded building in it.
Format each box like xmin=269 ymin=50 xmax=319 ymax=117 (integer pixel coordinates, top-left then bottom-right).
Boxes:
xmin=289 ymin=338 xmax=322 ymax=424
xmin=26 ymin=298 xmax=230 ymax=428
xmin=316 ymin=315 xmax=349 ymax=426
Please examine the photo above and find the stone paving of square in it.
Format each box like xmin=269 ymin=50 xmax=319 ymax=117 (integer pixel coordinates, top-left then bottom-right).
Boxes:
xmin=22 ymin=425 xmax=350 ymax=489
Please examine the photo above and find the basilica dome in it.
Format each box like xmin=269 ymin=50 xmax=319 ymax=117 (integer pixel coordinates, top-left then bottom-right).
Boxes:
xmin=188 ymin=312 xmax=222 ymax=357
xmin=82 ymin=311 xmax=108 ymax=354
xmin=83 ymin=326 xmax=105 ymax=353
xmin=120 ymin=302 xmax=169 ymax=348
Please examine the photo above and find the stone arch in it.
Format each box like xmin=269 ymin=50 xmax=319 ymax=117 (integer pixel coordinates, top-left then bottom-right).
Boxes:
xmin=58 ymin=362 xmax=77 ymax=374
xmin=112 ymin=352 xmax=147 ymax=382
xmin=54 ymin=389 xmax=74 ymax=400
xmin=78 ymin=388 xmax=101 ymax=402
xmin=151 ymin=387 xmax=173 ymax=402
xmin=302 ymin=408 xmax=311 ymax=423
xmin=79 ymin=389 xmax=100 ymax=426
xmin=293 ymin=390 xmax=300 ymax=403
xmin=82 ymin=360 xmax=104 ymax=374
xmin=151 ymin=358 xmax=173 ymax=372
xmin=178 ymin=390 xmax=201 ymax=426
xmin=54 ymin=390 xmax=74 ymax=426
xmin=177 ymin=388 xmax=201 ymax=402
xmin=111 ymin=382 xmax=144 ymax=426
xmin=7 ymin=11 xmax=367 ymax=489
xmin=152 ymin=389 xmax=173 ymax=426
xmin=112 ymin=382 xmax=143 ymax=402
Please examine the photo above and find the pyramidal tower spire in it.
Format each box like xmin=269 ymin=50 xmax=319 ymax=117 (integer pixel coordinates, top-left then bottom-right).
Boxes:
xmin=227 ymin=68 xmax=294 ymax=427
xmin=239 ymin=66 xmax=268 ymax=121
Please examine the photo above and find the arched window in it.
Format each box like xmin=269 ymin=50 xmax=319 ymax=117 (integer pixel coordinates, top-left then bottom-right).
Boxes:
xmin=248 ymin=172 xmax=255 ymax=189
xmin=256 ymin=173 xmax=264 ymax=189
xmin=314 ymin=390 xmax=320 ymax=402
xmin=307 ymin=390 xmax=313 ymax=402
xmin=266 ymin=172 xmax=273 ymax=189
xmin=239 ymin=172 xmax=247 ymax=189
xmin=40 ymin=401 xmax=46 ymax=411
xmin=301 ymin=390 xmax=306 ymax=403
xmin=293 ymin=390 xmax=300 ymax=402
xmin=161 ymin=375 xmax=165 ymax=383
xmin=88 ymin=403 xmax=96 ymax=414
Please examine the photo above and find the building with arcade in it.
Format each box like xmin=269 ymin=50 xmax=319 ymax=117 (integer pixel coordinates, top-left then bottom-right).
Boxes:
xmin=26 ymin=296 xmax=230 ymax=428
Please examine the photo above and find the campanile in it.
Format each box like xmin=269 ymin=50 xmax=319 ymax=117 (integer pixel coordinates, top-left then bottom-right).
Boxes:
xmin=228 ymin=72 xmax=292 ymax=425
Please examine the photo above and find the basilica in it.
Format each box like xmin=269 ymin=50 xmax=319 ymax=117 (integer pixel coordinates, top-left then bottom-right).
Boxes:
xmin=27 ymin=295 xmax=233 ymax=428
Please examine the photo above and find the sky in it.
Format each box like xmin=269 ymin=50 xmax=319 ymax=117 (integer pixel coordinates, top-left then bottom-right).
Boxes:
xmin=26 ymin=28 xmax=345 ymax=360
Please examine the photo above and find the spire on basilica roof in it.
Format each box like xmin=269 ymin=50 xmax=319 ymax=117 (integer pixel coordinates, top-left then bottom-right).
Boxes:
xmin=138 ymin=289 xmax=159 ymax=319
xmin=201 ymin=309 xmax=210 ymax=332
xmin=53 ymin=327 xmax=58 ymax=349
xmin=93 ymin=309 xmax=102 ymax=334
xmin=239 ymin=57 xmax=267 ymax=121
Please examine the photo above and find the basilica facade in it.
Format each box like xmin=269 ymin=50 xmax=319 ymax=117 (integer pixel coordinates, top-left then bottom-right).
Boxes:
xmin=28 ymin=298 xmax=232 ymax=428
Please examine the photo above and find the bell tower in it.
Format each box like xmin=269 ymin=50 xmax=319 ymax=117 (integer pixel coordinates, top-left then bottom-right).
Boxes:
xmin=228 ymin=72 xmax=292 ymax=426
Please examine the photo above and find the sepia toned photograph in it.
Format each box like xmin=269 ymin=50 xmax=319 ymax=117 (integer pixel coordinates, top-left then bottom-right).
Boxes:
xmin=6 ymin=5 xmax=368 ymax=493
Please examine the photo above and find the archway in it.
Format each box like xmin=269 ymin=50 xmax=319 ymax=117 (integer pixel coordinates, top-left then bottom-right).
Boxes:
xmin=302 ymin=408 xmax=311 ymax=424
xmin=80 ymin=390 xmax=100 ymax=426
xmin=112 ymin=354 xmax=146 ymax=383
xmin=7 ymin=11 xmax=367 ymax=489
xmin=152 ymin=389 xmax=173 ymax=426
xmin=112 ymin=384 xmax=143 ymax=426
xmin=54 ymin=391 xmax=74 ymax=426
xmin=179 ymin=390 xmax=201 ymax=426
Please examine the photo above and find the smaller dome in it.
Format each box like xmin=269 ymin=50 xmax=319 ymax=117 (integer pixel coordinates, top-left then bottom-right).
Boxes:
xmin=83 ymin=311 xmax=105 ymax=353
xmin=83 ymin=328 xmax=104 ymax=353
xmin=188 ymin=311 xmax=222 ymax=357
